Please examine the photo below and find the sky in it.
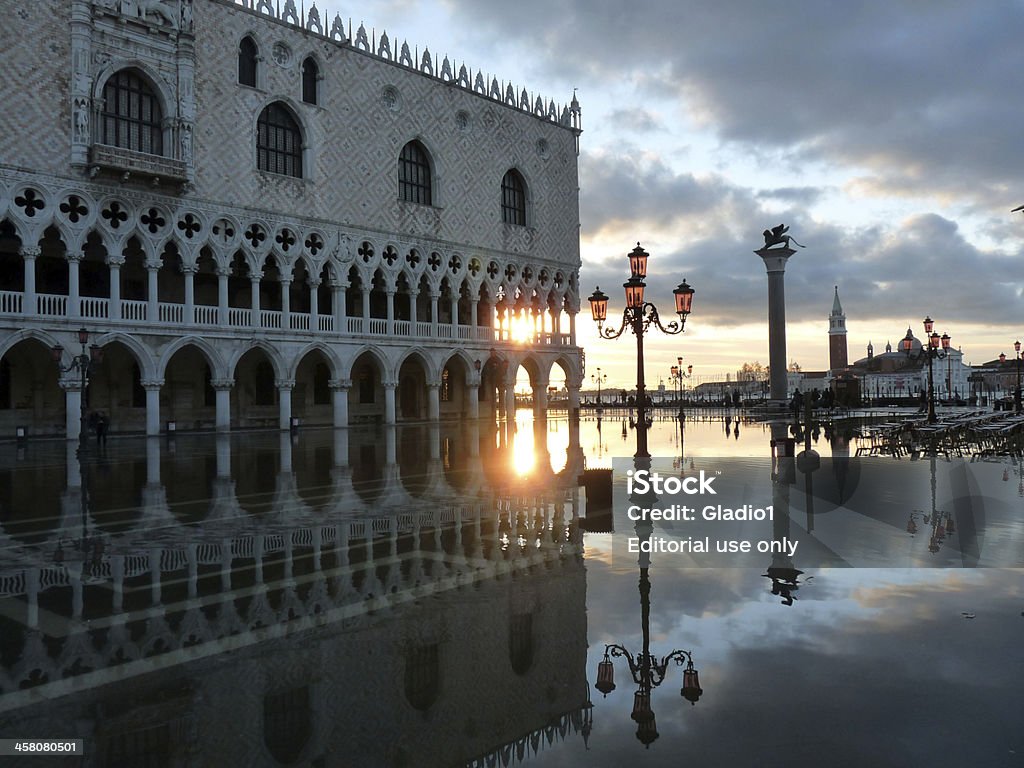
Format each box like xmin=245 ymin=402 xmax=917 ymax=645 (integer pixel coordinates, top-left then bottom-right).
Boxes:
xmin=314 ymin=0 xmax=1024 ymax=387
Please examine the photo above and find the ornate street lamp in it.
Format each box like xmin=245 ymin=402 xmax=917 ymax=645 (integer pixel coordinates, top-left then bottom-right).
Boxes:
xmin=52 ymin=328 xmax=103 ymax=454
xmin=1014 ymin=340 xmax=1022 ymax=415
xmin=669 ymin=357 xmax=693 ymax=420
xmin=588 ymin=243 xmax=694 ymax=458
xmin=591 ymin=367 xmax=608 ymax=411
xmin=901 ymin=318 xmax=950 ymax=424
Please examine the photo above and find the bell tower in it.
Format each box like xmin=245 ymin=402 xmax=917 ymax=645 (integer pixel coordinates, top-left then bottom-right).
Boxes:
xmin=829 ymin=286 xmax=848 ymax=371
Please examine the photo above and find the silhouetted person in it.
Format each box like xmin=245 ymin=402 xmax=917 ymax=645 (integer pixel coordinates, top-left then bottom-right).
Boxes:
xmin=96 ymin=412 xmax=108 ymax=447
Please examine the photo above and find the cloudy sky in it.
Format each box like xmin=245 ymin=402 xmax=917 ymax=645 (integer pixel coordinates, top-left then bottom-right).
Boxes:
xmin=317 ymin=0 xmax=1024 ymax=385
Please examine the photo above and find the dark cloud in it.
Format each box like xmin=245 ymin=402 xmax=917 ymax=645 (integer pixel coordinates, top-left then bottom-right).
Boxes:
xmin=447 ymin=0 xmax=1024 ymax=208
xmin=606 ymin=107 xmax=664 ymax=134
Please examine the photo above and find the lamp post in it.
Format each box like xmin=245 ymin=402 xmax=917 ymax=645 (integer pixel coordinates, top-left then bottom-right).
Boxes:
xmin=588 ymin=243 xmax=694 ymax=458
xmin=52 ymin=328 xmax=103 ymax=454
xmin=1014 ymin=340 xmax=1022 ymax=415
xmin=669 ymin=357 xmax=693 ymax=420
xmin=592 ymin=367 xmax=608 ymax=411
xmin=901 ymin=317 xmax=950 ymax=424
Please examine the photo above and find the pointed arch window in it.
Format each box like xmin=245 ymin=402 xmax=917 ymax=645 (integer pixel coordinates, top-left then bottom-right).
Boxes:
xmin=257 ymin=102 xmax=303 ymax=178
xmin=101 ymin=70 xmax=163 ymax=155
xmin=399 ymin=141 xmax=432 ymax=205
xmin=238 ymin=36 xmax=258 ymax=87
xmin=501 ymin=169 xmax=527 ymax=226
xmin=301 ymin=57 xmax=319 ymax=105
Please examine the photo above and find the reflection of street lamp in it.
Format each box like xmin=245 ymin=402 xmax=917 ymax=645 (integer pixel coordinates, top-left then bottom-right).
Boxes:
xmin=592 ymin=367 xmax=608 ymax=410
xmin=588 ymin=244 xmax=694 ymax=458
xmin=52 ymin=327 xmax=103 ymax=454
xmin=907 ymin=455 xmax=956 ymax=551
xmin=901 ymin=317 xmax=950 ymax=424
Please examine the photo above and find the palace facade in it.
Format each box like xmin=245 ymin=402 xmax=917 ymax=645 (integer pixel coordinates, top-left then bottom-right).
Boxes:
xmin=0 ymin=0 xmax=584 ymax=438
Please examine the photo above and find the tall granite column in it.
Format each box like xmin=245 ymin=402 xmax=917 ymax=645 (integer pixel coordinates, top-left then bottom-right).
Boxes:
xmin=755 ymin=245 xmax=796 ymax=404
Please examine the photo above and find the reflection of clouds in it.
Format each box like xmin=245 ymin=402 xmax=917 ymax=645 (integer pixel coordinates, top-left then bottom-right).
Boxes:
xmin=570 ymin=565 xmax=1023 ymax=767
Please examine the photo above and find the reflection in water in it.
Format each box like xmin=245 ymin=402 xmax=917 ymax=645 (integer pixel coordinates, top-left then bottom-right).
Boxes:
xmin=1 ymin=412 xmax=1023 ymax=765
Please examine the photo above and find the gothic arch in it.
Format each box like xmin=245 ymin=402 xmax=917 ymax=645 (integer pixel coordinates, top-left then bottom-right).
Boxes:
xmin=288 ymin=341 xmax=342 ymax=380
xmin=227 ymin=340 xmax=287 ymax=381
xmin=157 ymin=336 xmax=228 ymax=380
xmin=92 ymin=331 xmax=158 ymax=381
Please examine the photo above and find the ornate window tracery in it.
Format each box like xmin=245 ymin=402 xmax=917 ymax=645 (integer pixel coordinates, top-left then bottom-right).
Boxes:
xmin=238 ymin=36 xmax=258 ymax=86
xmin=501 ymin=169 xmax=526 ymax=226
xmin=100 ymin=70 xmax=163 ymax=156
xmin=257 ymin=103 xmax=303 ymax=178
xmin=399 ymin=141 xmax=432 ymax=205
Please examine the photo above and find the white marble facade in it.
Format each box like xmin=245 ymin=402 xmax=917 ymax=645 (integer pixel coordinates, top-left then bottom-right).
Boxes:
xmin=0 ymin=0 xmax=585 ymax=437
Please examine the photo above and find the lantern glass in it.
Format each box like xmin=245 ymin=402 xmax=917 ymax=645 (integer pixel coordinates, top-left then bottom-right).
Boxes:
xmin=624 ymin=277 xmax=645 ymax=309
xmin=687 ymin=365 xmax=693 ymax=376
xmin=1000 ymin=353 xmax=1007 ymax=363
xmin=940 ymin=333 xmax=950 ymax=350
xmin=77 ymin=327 xmax=90 ymax=345
xmin=1015 ymin=340 xmax=1021 ymax=354
xmin=901 ymin=333 xmax=914 ymax=354
xmin=681 ymin=663 xmax=703 ymax=705
xmin=628 ymin=243 xmax=649 ymax=279
xmin=635 ymin=716 xmax=659 ymax=747
xmin=588 ymin=287 xmax=609 ymax=323
xmin=51 ymin=344 xmax=64 ymax=363
xmin=673 ymin=280 xmax=694 ymax=316
xmin=923 ymin=316 xmax=934 ymax=334
xmin=631 ymin=690 xmax=654 ymax=723
xmin=930 ymin=332 xmax=940 ymax=349
xmin=671 ymin=366 xmax=679 ymax=377
xmin=595 ymin=659 xmax=616 ymax=696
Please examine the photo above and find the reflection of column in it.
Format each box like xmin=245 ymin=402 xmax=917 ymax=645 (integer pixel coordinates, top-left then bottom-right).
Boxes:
xmin=146 ymin=436 xmax=161 ymax=485
xmin=429 ymin=423 xmax=441 ymax=461
xmin=330 ymin=378 xmax=350 ymax=427
xmin=385 ymin=425 xmax=397 ymax=464
xmin=277 ymin=379 xmax=294 ymax=430
xmin=65 ymin=440 xmax=81 ymax=488
xmin=384 ymin=381 xmax=397 ymax=425
xmin=504 ymin=383 xmax=516 ymax=420
xmin=427 ymin=382 xmax=440 ymax=421
xmin=333 ymin=428 xmax=349 ymax=467
xmin=534 ymin=376 xmax=549 ymax=420
xmin=767 ymin=422 xmax=801 ymax=604
xmin=142 ymin=379 xmax=162 ymax=435
xmin=279 ymin=430 xmax=293 ymax=472
xmin=216 ymin=432 xmax=231 ymax=477
xmin=212 ymin=378 xmax=233 ymax=431
xmin=60 ymin=378 xmax=83 ymax=442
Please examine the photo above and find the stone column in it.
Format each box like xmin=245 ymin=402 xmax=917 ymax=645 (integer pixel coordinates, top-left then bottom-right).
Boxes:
xmin=276 ymin=379 xmax=294 ymax=430
xmin=450 ymin=292 xmax=459 ymax=331
xmin=107 ymin=257 xmax=122 ymax=321
xmin=333 ymin=281 xmax=346 ymax=331
xmin=386 ymin=288 xmax=395 ymax=334
xmin=383 ymin=381 xmax=397 ymax=425
xmin=533 ymin=373 xmax=550 ymax=420
xmin=309 ymin=278 xmax=320 ymax=329
xmin=569 ymin=309 xmax=577 ymax=346
xmin=21 ymin=246 xmax=38 ymax=315
xmin=430 ymin=290 xmax=439 ymax=336
xmin=182 ymin=264 xmax=195 ymax=325
xmin=409 ymin=290 xmax=418 ymax=330
xmin=467 ymin=383 xmax=480 ymax=419
xmin=216 ymin=266 xmax=230 ymax=326
xmin=330 ymin=378 xmax=351 ymax=427
xmin=212 ymin=378 xmax=233 ymax=432
xmin=67 ymin=253 xmax=82 ymax=319
xmin=60 ymin=378 xmax=83 ymax=442
xmin=755 ymin=246 xmax=797 ymax=403
xmin=280 ymin=278 xmax=291 ymax=330
xmin=361 ymin=285 xmax=371 ymax=333
xmin=146 ymin=260 xmax=160 ymax=322
xmin=250 ymin=275 xmax=261 ymax=328
xmin=504 ymin=382 xmax=516 ymax=420
xmin=470 ymin=292 xmax=479 ymax=329
xmin=142 ymin=379 xmax=163 ymax=436
xmin=427 ymin=382 xmax=440 ymax=421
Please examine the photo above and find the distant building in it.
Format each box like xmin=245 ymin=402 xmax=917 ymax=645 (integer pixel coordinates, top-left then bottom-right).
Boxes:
xmin=828 ymin=286 xmax=848 ymax=372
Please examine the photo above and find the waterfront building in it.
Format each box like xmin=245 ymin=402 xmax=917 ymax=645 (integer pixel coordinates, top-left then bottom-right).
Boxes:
xmin=0 ymin=0 xmax=584 ymax=438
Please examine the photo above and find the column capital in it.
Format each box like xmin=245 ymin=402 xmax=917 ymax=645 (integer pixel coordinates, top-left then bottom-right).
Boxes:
xmin=145 ymin=259 xmax=163 ymax=272
xmin=180 ymin=263 xmax=198 ymax=275
xmin=275 ymin=379 xmax=296 ymax=391
xmin=383 ymin=380 xmax=398 ymax=390
xmin=106 ymin=255 xmax=126 ymax=268
xmin=19 ymin=245 xmax=41 ymax=259
xmin=328 ymin=378 xmax=352 ymax=390
xmin=426 ymin=382 xmax=440 ymax=390
xmin=66 ymin=251 xmax=84 ymax=264
xmin=279 ymin=277 xmax=292 ymax=287
xmin=215 ymin=266 xmax=231 ymax=278
xmin=308 ymin=277 xmax=321 ymax=288
xmin=210 ymin=378 xmax=234 ymax=391
xmin=140 ymin=379 xmax=165 ymax=390
xmin=250 ymin=273 xmax=264 ymax=283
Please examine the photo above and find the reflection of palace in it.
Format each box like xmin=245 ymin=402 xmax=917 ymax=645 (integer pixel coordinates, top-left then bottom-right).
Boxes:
xmin=0 ymin=0 xmax=584 ymax=439
xmin=0 ymin=424 xmax=588 ymax=766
